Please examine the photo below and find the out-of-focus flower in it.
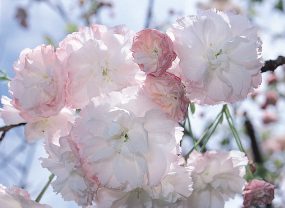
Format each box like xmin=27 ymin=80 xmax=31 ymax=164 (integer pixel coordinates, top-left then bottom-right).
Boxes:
xmin=262 ymin=111 xmax=278 ymax=124
xmin=70 ymin=99 xmax=182 ymax=191
xmin=143 ymin=73 xmax=189 ymax=122
xmin=265 ymin=91 xmax=278 ymax=106
xmin=263 ymin=135 xmax=285 ymax=153
xmin=267 ymin=72 xmax=277 ymax=85
xmin=42 ymin=136 xmax=98 ymax=206
xmin=243 ymin=179 xmax=274 ymax=208
xmin=131 ymin=29 xmax=176 ymax=76
xmin=0 ymin=185 xmax=51 ymax=208
xmin=185 ymin=150 xmax=248 ymax=208
xmin=94 ymin=160 xmax=193 ymax=208
xmin=167 ymin=9 xmax=262 ymax=104
xmin=9 ymin=45 xmax=66 ymax=121
xmin=58 ymin=24 xmax=142 ymax=109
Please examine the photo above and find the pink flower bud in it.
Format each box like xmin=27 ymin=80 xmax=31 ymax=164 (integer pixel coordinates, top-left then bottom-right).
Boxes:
xmin=131 ymin=29 xmax=176 ymax=76
xmin=243 ymin=179 xmax=274 ymax=208
xmin=143 ymin=72 xmax=189 ymax=122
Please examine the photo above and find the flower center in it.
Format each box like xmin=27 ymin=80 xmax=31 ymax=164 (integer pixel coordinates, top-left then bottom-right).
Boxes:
xmin=207 ymin=48 xmax=228 ymax=70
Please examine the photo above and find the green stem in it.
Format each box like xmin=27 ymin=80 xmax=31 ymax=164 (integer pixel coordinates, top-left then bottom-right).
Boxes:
xmin=184 ymin=106 xmax=224 ymax=160
xmin=35 ymin=173 xmax=55 ymax=203
xmin=223 ymin=105 xmax=246 ymax=153
xmin=223 ymin=105 xmax=253 ymax=178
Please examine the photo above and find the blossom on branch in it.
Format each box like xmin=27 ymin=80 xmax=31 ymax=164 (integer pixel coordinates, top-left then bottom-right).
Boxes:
xmin=131 ymin=29 xmax=176 ymax=76
xmin=185 ymin=150 xmax=248 ymax=208
xmin=167 ymin=9 xmax=262 ymax=104
xmin=9 ymin=45 xmax=66 ymax=121
xmin=243 ymin=179 xmax=274 ymax=208
xmin=143 ymin=73 xmax=189 ymax=122
xmin=58 ymin=24 xmax=143 ymax=109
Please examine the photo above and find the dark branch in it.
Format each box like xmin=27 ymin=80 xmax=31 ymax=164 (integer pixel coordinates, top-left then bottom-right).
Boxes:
xmin=0 ymin=123 xmax=26 ymax=142
xmin=261 ymin=56 xmax=285 ymax=73
xmin=243 ymin=114 xmax=263 ymax=164
xmin=144 ymin=0 xmax=155 ymax=28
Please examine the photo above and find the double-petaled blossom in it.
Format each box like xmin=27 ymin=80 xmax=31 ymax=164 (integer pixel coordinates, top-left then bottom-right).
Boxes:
xmin=143 ymin=73 xmax=189 ymax=122
xmin=94 ymin=160 xmax=193 ymax=208
xmin=69 ymin=99 xmax=182 ymax=191
xmin=9 ymin=45 xmax=66 ymax=121
xmin=0 ymin=185 xmax=51 ymax=208
xmin=243 ymin=179 xmax=274 ymax=208
xmin=185 ymin=150 xmax=248 ymax=208
xmin=0 ymin=96 xmax=75 ymax=142
xmin=131 ymin=29 xmax=177 ymax=76
xmin=42 ymin=136 xmax=99 ymax=206
xmin=167 ymin=9 xmax=262 ymax=104
xmin=58 ymin=24 xmax=143 ymax=109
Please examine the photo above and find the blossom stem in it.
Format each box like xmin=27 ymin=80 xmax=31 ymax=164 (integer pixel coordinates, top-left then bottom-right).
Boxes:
xmin=35 ymin=173 xmax=55 ymax=203
xmin=184 ymin=106 xmax=224 ymax=160
xmin=223 ymin=105 xmax=246 ymax=153
xmin=223 ymin=105 xmax=254 ymax=178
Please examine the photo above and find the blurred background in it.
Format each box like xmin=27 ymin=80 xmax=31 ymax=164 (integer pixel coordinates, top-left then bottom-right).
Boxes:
xmin=1 ymin=0 xmax=285 ymax=207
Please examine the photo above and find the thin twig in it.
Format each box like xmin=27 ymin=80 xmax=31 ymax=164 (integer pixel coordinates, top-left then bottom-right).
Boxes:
xmin=144 ymin=0 xmax=155 ymax=28
xmin=0 ymin=123 xmax=26 ymax=142
xmin=261 ymin=56 xmax=285 ymax=73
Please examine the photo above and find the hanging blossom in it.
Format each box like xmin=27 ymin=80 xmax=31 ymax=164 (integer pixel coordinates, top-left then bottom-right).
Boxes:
xmin=243 ymin=179 xmax=274 ymax=208
xmin=142 ymin=73 xmax=189 ymax=122
xmin=185 ymin=150 xmax=248 ymax=208
xmin=167 ymin=9 xmax=262 ymax=104
xmin=131 ymin=29 xmax=177 ymax=76
xmin=9 ymin=45 xmax=66 ymax=121
xmin=0 ymin=185 xmax=51 ymax=208
xmin=94 ymin=160 xmax=193 ymax=208
xmin=57 ymin=24 xmax=143 ymax=109
xmin=69 ymin=98 xmax=182 ymax=191
xmin=42 ymin=136 xmax=99 ymax=206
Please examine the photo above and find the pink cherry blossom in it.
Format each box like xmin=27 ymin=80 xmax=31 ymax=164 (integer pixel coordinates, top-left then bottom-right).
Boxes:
xmin=0 ymin=184 xmax=51 ymax=208
xmin=243 ymin=179 xmax=274 ymax=208
xmin=167 ymin=9 xmax=262 ymax=104
xmin=69 ymin=98 xmax=182 ymax=191
xmin=42 ymin=136 xmax=99 ymax=206
xmin=58 ymin=24 xmax=142 ymax=109
xmin=143 ymin=73 xmax=189 ymax=122
xmin=9 ymin=45 xmax=66 ymax=121
xmin=131 ymin=29 xmax=177 ymax=76
xmin=186 ymin=150 xmax=248 ymax=208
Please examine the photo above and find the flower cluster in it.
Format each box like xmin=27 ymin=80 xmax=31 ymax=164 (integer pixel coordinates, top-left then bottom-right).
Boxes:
xmin=0 ymin=9 xmax=264 ymax=208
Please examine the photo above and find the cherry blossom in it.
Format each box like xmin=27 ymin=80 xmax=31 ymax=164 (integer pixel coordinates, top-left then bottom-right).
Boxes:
xmin=131 ymin=29 xmax=176 ymax=76
xmin=69 ymin=99 xmax=182 ymax=191
xmin=185 ymin=150 xmax=248 ymax=208
xmin=167 ymin=9 xmax=262 ymax=104
xmin=143 ymin=73 xmax=189 ymax=122
xmin=9 ymin=45 xmax=66 ymax=121
xmin=243 ymin=179 xmax=274 ymax=208
xmin=0 ymin=185 xmax=51 ymax=208
xmin=58 ymin=24 xmax=143 ymax=109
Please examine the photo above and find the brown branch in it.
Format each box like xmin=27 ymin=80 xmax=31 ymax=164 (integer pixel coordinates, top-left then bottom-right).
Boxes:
xmin=243 ymin=113 xmax=263 ymax=164
xmin=144 ymin=0 xmax=155 ymax=28
xmin=261 ymin=56 xmax=285 ymax=73
xmin=0 ymin=123 xmax=26 ymax=142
